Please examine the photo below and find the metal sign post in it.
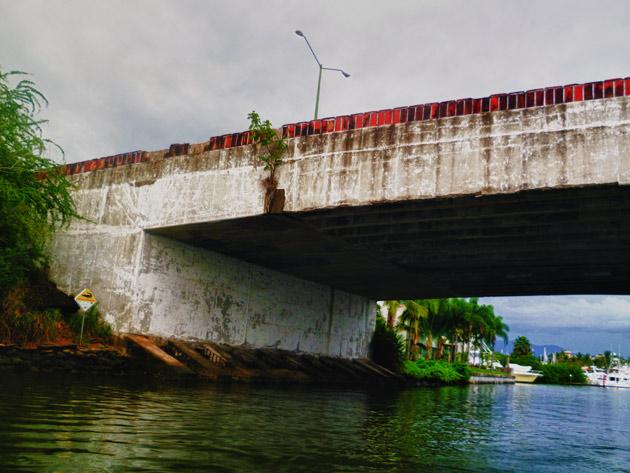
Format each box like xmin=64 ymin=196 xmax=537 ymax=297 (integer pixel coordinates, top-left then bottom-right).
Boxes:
xmin=74 ymin=288 xmax=98 ymax=346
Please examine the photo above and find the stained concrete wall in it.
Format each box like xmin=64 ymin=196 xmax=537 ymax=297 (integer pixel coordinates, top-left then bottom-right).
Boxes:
xmin=281 ymin=96 xmax=630 ymax=212
xmin=51 ymin=95 xmax=630 ymax=355
xmin=52 ymin=226 xmax=374 ymax=358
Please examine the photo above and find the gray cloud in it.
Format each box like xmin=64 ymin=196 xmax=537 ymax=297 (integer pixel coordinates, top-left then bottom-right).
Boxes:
xmin=3 ymin=0 xmax=630 ymax=162
xmin=481 ymin=296 xmax=630 ymax=353
xmin=484 ymin=296 xmax=630 ymax=331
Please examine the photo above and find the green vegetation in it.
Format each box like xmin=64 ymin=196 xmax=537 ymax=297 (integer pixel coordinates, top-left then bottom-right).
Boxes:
xmin=386 ymin=298 xmax=509 ymax=363
xmin=67 ymin=304 xmax=112 ymax=343
xmin=512 ymin=335 xmax=533 ymax=358
xmin=370 ymin=312 xmax=405 ymax=371
xmin=1 ymin=284 xmax=112 ymax=345
xmin=383 ymin=299 xmax=401 ymax=329
xmin=375 ymin=299 xmax=515 ymax=383
xmin=397 ymin=300 xmax=427 ymax=360
xmin=403 ymin=359 xmax=470 ymax=384
xmin=247 ymin=111 xmax=288 ymax=212
xmin=0 ymin=69 xmax=77 ymax=298
xmin=594 ymin=350 xmax=614 ymax=370
xmin=538 ymin=363 xmax=587 ymax=385
xmin=553 ymin=350 xmax=627 ymax=371
xmin=510 ymin=354 xmax=543 ymax=371
xmin=0 ymin=69 xmax=103 ymax=346
xmin=469 ymin=367 xmax=511 ymax=378
xmin=0 ymin=306 xmax=62 ymax=346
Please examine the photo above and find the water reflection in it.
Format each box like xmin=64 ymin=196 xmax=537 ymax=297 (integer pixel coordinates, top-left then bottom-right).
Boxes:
xmin=0 ymin=374 xmax=629 ymax=472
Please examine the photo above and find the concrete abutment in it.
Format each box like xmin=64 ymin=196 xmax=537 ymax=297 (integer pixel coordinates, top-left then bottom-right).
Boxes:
xmin=51 ymin=228 xmax=375 ymax=358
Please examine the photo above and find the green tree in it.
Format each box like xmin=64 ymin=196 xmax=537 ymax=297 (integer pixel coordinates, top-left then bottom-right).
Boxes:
xmin=397 ymin=300 xmax=428 ymax=360
xmin=0 ymin=69 xmax=77 ymax=298
xmin=370 ymin=312 xmax=404 ymax=371
xmin=415 ymin=299 xmax=441 ymax=361
xmin=383 ymin=300 xmax=401 ymax=328
xmin=512 ymin=336 xmax=533 ymax=358
xmin=539 ymin=363 xmax=586 ymax=385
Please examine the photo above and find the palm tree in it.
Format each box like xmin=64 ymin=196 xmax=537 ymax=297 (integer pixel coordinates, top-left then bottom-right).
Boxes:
xmin=397 ymin=300 xmax=428 ymax=360
xmin=487 ymin=313 xmax=509 ymax=368
xmin=384 ymin=300 xmax=401 ymax=329
xmin=417 ymin=299 xmax=445 ymax=361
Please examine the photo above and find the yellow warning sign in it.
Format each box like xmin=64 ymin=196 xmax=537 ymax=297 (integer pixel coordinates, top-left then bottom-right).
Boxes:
xmin=75 ymin=288 xmax=97 ymax=303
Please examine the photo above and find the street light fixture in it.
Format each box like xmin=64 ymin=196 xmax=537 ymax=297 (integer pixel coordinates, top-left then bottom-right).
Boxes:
xmin=295 ymin=30 xmax=350 ymax=119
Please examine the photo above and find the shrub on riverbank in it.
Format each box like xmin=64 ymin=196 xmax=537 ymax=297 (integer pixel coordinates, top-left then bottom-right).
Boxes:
xmin=370 ymin=315 xmax=405 ymax=371
xmin=1 ymin=286 xmax=111 ymax=345
xmin=0 ymin=70 xmax=78 ymax=300
xmin=67 ymin=305 xmax=112 ymax=343
xmin=403 ymin=359 xmax=470 ymax=384
xmin=538 ymin=363 xmax=586 ymax=385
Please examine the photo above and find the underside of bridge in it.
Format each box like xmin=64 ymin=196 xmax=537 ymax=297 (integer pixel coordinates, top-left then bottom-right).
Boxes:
xmin=149 ymin=184 xmax=630 ymax=299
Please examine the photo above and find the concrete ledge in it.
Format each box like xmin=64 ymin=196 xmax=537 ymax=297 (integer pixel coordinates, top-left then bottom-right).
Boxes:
xmin=469 ymin=375 xmax=515 ymax=384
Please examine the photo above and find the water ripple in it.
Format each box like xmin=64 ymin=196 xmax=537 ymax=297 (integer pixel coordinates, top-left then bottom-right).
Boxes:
xmin=1 ymin=375 xmax=630 ymax=472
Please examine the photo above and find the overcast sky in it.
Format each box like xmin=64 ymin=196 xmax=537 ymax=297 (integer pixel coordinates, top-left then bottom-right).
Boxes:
xmin=2 ymin=1 xmax=629 ymax=354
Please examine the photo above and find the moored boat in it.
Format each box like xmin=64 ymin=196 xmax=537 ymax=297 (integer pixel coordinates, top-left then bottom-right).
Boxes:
xmin=509 ymin=363 xmax=542 ymax=383
xmin=585 ymin=363 xmax=630 ymax=388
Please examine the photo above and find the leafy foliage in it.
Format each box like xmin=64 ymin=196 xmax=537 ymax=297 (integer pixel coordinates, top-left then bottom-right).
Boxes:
xmin=469 ymin=367 xmax=510 ymax=378
xmin=511 ymin=336 xmax=533 ymax=358
xmin=397 ymin=300 xmax=428 ymax=360
xmin=0 ymin=308 xmax=62 ymax=345
xmin=510 ymin=354 xmax=542 ymax=371
xmin=67 ymin=304 xmax=112 ymax=343
xmin=0 ymin=285 xmax=60 ymax=344
xmin=403 ymin=359 xmax=470 ymax=384
xmin=383 ymin=299 xmax=401 ymax=328
xmin=370 ymin=314 xmax=405 ymax=371
xmin=247 ymin=111 xmax=287 ymax=180
xmin=392 ymin=298 xmax=509 ymax=363
xmin=538 ymin=363 xmax=587 ymax=385
xmin=595 ymin=350 xmax=613 ymax=369
xmin=1 ymin=285 xmax=112 ymax=345
xmin=0 ymin=69 xmax=77 ymax=297
xmin=247 ymin=111 xmax=288 ymax=213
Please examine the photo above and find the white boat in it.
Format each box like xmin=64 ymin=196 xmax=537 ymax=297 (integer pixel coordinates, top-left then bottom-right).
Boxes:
xmin=509 ymin=363 xmax=542 ymax=383
xmin=585 ymin=364 xmax=630 ymax=388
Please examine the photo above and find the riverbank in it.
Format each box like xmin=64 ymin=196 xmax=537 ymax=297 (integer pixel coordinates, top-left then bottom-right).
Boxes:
xmin=0 ymin=341 xmax=133 ymax=375
xmin=0 ymin=335 xmax=406 ymax=386
xmin=0 ymin=336 xmax=518 ymax=387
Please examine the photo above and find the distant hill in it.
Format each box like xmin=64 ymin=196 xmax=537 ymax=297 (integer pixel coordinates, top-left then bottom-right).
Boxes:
xmin=494 ymin=340 xmax=564 ymax=357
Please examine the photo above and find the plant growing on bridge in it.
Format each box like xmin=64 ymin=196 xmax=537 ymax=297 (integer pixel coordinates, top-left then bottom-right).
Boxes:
xmin=0 ymin=69 xmax=78 ymax=298
xmin=247 ymin=111 xmax=288 ymax=212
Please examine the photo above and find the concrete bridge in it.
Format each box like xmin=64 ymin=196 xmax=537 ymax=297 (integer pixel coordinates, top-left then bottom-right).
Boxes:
xmin=52 ymin=77 xmax=630 ymax=358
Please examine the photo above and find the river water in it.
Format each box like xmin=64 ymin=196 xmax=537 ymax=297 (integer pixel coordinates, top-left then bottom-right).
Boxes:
xmin=1 ymin=374 xmax=629 ymax=472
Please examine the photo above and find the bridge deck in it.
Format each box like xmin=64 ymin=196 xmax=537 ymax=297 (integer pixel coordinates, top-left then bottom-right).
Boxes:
xmin=149 ymin=184 xmax=630 ymax=298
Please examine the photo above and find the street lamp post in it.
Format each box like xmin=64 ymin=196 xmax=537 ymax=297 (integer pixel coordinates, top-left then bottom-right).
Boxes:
xmin=295 ymin=30 xmax=350 ymax=120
